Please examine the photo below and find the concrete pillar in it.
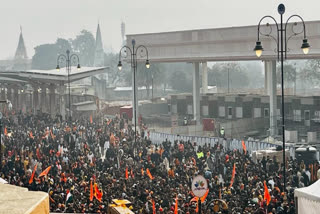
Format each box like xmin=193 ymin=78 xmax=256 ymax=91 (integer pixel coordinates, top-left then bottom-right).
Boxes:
xmin=1 ymin=88 xmax=5 ymax=100
xmin=59 ymin=83 xmax=66 ymax=121
xmin=13 ymin=87 xmax=19 ymax=111
xmin=264 ymin=64 xmax=268 ymax=95
xmin=49 ymin=84 xmax=56 ymax=119
xmin=6 ymin=87 xmax=12 ymax=103
xmin=265 ymin=60 xmax=277 ymax=136
xmin=20 ymin=89 xmax=26 ymax=114
xmin=202 ymin=62 xmax=208 ymax=94
xmin=40 ymin=84 xmax=47 ymax=113
xmin=32 ymin=84 xmax=39 ymax=114
xmin=193 ymin=62 xmax=201 ymax=125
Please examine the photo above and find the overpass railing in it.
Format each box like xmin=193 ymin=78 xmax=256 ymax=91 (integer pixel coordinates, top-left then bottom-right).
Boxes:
xmin=149 ymin=132 xmax=295 ymax=158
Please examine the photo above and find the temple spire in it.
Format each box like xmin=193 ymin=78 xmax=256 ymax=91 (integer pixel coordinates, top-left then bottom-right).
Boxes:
xmin=94 ymin=23 xmax=104 ymax=67
xmin=14 ymin=27 xmax=28 ymax=60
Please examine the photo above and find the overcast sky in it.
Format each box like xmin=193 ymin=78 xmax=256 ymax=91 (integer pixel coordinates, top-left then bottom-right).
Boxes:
xmin=0 ymin=0 xmax=319 ymax=59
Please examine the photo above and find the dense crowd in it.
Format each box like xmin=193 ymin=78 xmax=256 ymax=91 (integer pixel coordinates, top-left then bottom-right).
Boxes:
xmin=0 ymin=112 xmax=319 ymax=213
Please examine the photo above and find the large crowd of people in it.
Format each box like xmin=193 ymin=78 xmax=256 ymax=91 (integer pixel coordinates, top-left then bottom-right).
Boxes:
xmin=0 ymin=112 xmax=319 ymax=213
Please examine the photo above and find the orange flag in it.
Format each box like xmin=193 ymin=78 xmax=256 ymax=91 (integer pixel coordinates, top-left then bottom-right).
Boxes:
xmin=229 ymin=163 xmax=236 ymax=187
xmin=90 ymin=115 xmax=93 ymax=124
xmin=94 ymin=183 xmax=103 ymax=202
xmin=146 ymin=168 xmax=154 ymax=180
xmin=4 ymin=127 xmax=7 ymax=136
xmin=29 ymin=131 xmax=34 ymax=139
xmin=131 ymin=169 xmax=134 ymax=178
xmin=219 ymin=188 xmax=222 ymax=199
xmin=141 ymin=168 xmax=144 ymax=176
xmin=195 ymin=198 xmax=199 ymax=213
xmin=200 ymin=189 xmax=209 ymax=203
xmin=29 ymin=163 xmax=38 ymax=184
xmin=264 ymin=181 xmax=271 ymax=205
xmin=152 ymin=199 xmax=156 ymax=214
xmin=39 ymin=166 xmax=51 ymax=177
xmin=125 ymin=167 xmax=129 ymax=180
xmin=241 ymin=140 xmax=247 ymax=154
xmin=50 ymin=129 xmax=55 ymax=139
xmin=90 ymin=181 xmax=94 ymax=201
xmin=174 ymin=196 xmax=178 ymax=214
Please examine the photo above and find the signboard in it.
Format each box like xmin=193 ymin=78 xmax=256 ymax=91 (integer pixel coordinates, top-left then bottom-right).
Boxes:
xmin=191 ymin=175 xmax=208 ymax=197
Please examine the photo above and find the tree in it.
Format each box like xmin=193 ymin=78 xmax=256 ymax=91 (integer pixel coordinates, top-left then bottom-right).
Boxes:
xmin=276 ymin=63 xmax=297 ymax=88
xmin=32 ymin=38 xmax=71 ymax=70
xmin=208 ymin=62 xmax=249 ymax=90
xmin=71 ymin=30 xmax=95 ymax=66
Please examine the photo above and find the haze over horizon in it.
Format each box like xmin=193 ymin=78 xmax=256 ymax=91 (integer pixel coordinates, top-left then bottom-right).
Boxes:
xmin=1 ymin=0 xmax=319 ymax=59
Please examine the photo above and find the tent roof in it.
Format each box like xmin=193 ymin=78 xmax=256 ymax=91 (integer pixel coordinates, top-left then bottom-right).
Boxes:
xmin=295 ymin=179 xmax=320 ymax=201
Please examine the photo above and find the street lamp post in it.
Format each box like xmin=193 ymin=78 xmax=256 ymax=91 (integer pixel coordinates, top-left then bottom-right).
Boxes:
xmin=56 ymin=50 xmax=81 ymax=124
xmin=254 ymin=4 xmax=310 ymax=193
xmin=118 ymin=39 xmax=150 ymax=145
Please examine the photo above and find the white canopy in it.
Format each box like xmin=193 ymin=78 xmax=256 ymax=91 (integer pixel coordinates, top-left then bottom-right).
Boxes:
xmin=295 ymin=179 xmax=320 ymax=201
xmin=295 ymin=179 xmax=320 ymax=214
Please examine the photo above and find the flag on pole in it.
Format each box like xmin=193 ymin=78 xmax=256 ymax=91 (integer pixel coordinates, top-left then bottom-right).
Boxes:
xmin=264 ymin=181 xmax=271 ymax=205
xmin=131 ymin=169 xmax=134 ymax=178
xmin=174 ymin=196 xmax=178 ymax=214
xmin=229 ymin=163 xmax=236 ymax=187
xmin=66 ymin=190 xmax=73 ymax=205
xmin=90 ymin=181 xmax=94 ymax=201
xmin=152 ymin=199 xmax=156 ymax=214
xmin=200 ymin=189 xmax=209 ymax=203
xmin=4 ymin=127 xmax=7 ymax=136
xmin=29 ymin=163 xmax=38 ymax=184
xmin=90 ymin=115 xmax=93 ymax=124
xmin=141 ymin=168 xmax=144 ymax=176
xmin=94 ymin=183 xmax=103 ymax=202
xmin=39 ymin=166 xmax=51 ymax=177
xmin=29 ymin=131 xmax=34 ymax=139
xmin=125 ymin=167 xmax=129 ymax=180
xmin=241 ymin=140 xmax=247 ymax=154
xmin=146 ymin=168 xmax=154 ymax=180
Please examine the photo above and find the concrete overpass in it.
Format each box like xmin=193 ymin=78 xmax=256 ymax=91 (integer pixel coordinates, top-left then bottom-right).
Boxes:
xmin=126 ymin=21 xmax=320 ymax=136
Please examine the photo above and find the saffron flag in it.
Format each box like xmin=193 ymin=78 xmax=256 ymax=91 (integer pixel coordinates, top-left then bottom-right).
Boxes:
xmin=4 ymin=127 xmax=7 ymax=136
xmin=200 ymin=189 xmax=209 ymax=203
xmin=141 ymin=168 xmax=144 ymax=176
xmin=94 ymin=183 xmax=103 ymax=202
xmin=152 ymin=199 xmax=156 ymax=214
xmin=131 ymin=169 xmax=134 ymax=178
xmin=229 ymin=163 xmax=236 ymax=187
xmin=90 ymin=115 xmax=93 ymax=124
xmin=195 ymin=198 xmax=199 ymax=213
xmin=125 ymin=167 xmax=129 ymax=180
xmin=241 ymin=140 xmax=247 ymax=154
xmin=90 ymin=181 xmax=94 ymax=201
xmin=174 ymin=196 xmax=178 ymax=214
xmin=50 ymin=129 xmax=55 ymax=139
xmin=264 ymin=181 xmax=271 ymax=205
xmin=29 ymin=163 xmax=38 ymax=184
xmin=146 ymin=168 xmax=154 ymax=180
xmin=39 ymin=166 xmax=51 ymax=177
xmin=29 ymin=131 xmax=34 ymax=139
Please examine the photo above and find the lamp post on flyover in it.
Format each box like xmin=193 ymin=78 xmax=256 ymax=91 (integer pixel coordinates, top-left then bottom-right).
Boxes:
xmin=254 ymin=3 xmax=310 ymax=193
xmin=117 ymin=39 xmax=150 ymax=145
xmin=56 ymin=50 xmax=81 ymax=124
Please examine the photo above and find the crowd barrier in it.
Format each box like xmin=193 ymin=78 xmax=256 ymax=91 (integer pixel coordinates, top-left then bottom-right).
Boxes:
xmin=149 ymin=132 xmax=295 ymax=158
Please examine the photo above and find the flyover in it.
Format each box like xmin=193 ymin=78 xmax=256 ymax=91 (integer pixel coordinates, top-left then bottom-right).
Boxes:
xmin=0 ymin=66 xmax=108 ymax=119
xmin=126 ymin=21 xmax=320 ymax=136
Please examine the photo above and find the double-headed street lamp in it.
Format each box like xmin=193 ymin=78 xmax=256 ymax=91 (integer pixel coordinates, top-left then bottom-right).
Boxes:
xmin=56 ymin=50 xmax=81 ymax=124
xmin=118 ymin=39 xmax=150 ymax=145
xmin=254 ymin=4 xmax=310 ymax=193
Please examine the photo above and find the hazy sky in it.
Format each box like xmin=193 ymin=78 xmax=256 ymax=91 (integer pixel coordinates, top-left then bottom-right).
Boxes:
xmin=1 ymin=0 xmax=319 ymax=59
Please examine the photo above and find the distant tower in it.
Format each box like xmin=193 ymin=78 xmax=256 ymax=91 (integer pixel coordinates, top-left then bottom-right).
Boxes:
xmin=121 ymin=21 xmax=126 ymax=46
xmin=94 ymin=23 xmax=104 ymax=67
xmin=13 ymin=27 xmax=29 ymax=70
